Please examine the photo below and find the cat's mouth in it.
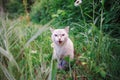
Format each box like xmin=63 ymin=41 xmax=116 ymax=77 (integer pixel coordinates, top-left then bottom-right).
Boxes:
xmin=58 ymin=41 xmax=62 ymax=44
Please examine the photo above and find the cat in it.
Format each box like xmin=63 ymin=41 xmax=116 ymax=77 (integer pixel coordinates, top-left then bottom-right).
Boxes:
xmin=50 ymin=26 xmax=74 ymax=68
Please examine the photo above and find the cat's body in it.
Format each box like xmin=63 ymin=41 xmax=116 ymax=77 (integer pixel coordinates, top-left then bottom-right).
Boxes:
xmin=50 ymin=26 xmax=74 ymax=62
xmin=52 ymin=38 xmax=74 ymax=60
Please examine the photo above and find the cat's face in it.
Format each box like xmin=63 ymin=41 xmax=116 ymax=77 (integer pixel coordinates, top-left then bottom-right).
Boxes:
xmin=50 ymin=26 xmax=69 ymax=45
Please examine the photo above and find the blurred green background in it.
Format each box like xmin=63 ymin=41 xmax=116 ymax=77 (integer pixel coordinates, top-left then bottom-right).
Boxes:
xmin=0 ymin=0 xmax=120 ymax=80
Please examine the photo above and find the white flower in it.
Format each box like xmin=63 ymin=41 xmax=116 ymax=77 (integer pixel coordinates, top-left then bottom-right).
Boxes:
xmin=74 ymin=0 xmax=82 ymax=7
xmin=31 ymin=50 xmax=37 ymax=54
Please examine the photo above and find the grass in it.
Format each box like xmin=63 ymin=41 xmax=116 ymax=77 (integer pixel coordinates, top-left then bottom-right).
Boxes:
xmin=0 ymin=16 xmax=52 ymax=80
xmin=0 ymin=15 xmax=119 ymax=80
xmin=0 ymin=0 xmax=120 ymax=80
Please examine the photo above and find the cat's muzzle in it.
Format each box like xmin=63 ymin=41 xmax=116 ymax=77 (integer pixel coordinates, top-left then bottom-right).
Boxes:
xmin=58 ymin=40 xmax=62 ymax=44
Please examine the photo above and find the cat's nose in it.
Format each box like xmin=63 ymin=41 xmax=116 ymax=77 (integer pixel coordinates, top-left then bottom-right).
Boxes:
xmin=59 ymin=39 xmax=61 ymax=41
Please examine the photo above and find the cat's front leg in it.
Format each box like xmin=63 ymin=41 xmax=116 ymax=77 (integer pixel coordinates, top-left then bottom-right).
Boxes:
xmin=52 ymin=50 xmax=57 ymax=59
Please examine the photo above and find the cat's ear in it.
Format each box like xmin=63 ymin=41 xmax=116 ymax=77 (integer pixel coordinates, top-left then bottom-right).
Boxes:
xmin=50 ymin=27 xmax=54 ymax=33
xmin=64 ymin=26 xmax=69 ymax=33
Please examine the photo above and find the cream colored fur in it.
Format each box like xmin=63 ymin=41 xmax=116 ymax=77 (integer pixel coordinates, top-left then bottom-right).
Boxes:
xmin=50 ymin=26 xmax=74 ymax=61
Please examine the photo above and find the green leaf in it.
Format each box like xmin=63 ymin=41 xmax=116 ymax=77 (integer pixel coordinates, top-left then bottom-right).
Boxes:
xmin=51 ymin=60 xmax=57 ymax=80
xmin=48 ymin=59 xmax=57 ymax=80
xmin=100 ymin=70 xmax=106 ymax=78
xmin=64 ymin=56 xmax=70 ymax=62
xmin=51 ymin=14 xmax=59 ymax=18
xmin=101 ymin=0 xmax=104 ymax=7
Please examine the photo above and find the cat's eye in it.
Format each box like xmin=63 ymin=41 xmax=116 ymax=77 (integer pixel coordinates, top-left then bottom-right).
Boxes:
xmin=62 ymin=34 xmax=65 ymax=36
xmin=54 ymin=34 xmax=57 ymax=36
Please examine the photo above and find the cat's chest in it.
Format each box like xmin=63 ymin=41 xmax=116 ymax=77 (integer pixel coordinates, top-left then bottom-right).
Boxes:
xmin=55 ymin=46 xmax=66 ymax=55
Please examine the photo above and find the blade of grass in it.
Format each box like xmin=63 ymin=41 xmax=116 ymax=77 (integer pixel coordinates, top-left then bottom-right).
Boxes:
xmin=25 ymin=19 xmax=54 ymax=47
xmin=0 ymin=62 xmax=16 ymax=80
xmin=48 ymin=59 xmax=57 ymax=80
xmin=0 ymin=47 xmax=20 ymax=71
xmin=16 ymin=20 xmax=54 ymax=59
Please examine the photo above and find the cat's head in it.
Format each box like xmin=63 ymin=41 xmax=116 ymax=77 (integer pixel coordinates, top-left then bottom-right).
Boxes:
xmin=50 ymin=26 xmax=69 ymax=45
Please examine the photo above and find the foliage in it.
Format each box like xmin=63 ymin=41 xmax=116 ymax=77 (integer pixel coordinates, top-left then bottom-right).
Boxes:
xmin=30 ymin=0 xmax=120 ymax=37
xmin=0 ymin=16 xmax=52 ymax=80
xmin=30 ymin=0 xmax=74 ymax=24
xmin=5 ymin=0 xmax=24 ymax=18
xmin=0 ymin=0 xmax=120 ymax=80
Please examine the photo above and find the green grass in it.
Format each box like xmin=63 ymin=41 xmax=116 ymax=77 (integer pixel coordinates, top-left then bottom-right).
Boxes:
xmin=0 ymin=16 xmax=52 ymax=80
xmin=0 ymin=0 xmax=120 ymax=80
xmin=0 ymin=15 xmax=119 ymax=80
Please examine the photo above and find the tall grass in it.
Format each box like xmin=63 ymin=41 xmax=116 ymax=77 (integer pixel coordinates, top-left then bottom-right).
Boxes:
xmin=0 ymin=0 xmax=120 ymax=80
xmin=0 ymin=16 xmax=53 ymax=80
xmin=0 ymin=16 xmax=119 ymax=80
